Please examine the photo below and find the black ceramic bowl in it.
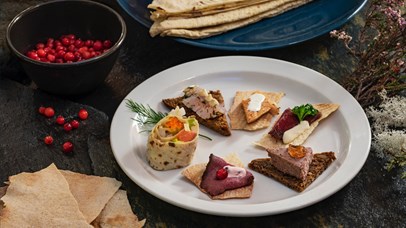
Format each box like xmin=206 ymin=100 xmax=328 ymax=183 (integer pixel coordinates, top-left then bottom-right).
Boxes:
xmin=6 ymin=0 xmax=126 ymax=95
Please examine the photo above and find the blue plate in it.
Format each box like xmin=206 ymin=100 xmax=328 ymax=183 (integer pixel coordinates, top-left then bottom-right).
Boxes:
xmin=118 ymin=0 xmax=367 ymax=51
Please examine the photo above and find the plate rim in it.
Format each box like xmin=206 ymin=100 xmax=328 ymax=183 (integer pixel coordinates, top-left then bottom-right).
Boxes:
xmin=117 ymin=0 xmax=368 ymax=51
xmin=110 ymin=56 xmax=371 ymax=216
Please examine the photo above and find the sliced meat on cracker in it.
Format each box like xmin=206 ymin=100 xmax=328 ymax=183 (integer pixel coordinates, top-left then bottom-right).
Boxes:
xmin=162 ymin=90 xmax=231 ymax=136
xmin=228 ymin=90 xmax=284 ymax=131
xmin=92 ymin=190 xmax=146 ymax=228
xmin=182 ymin=153 xmax=254 ymax=200
xmin=255 ymin=103 xmax=340 ymax=149
xmin=60 ymin=170 xmax=122 ymax=224
xmin=0 ymin=164 xmax=92 ymax=227
xmin=248 ymin=152 xmax=336 ymax=192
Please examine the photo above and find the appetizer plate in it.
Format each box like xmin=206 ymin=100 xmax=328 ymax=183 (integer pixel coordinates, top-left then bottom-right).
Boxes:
xmin=117 ymin=0 xmax=368 ymax=51
xmin=110 ymin=56 xmax=371 ymax=216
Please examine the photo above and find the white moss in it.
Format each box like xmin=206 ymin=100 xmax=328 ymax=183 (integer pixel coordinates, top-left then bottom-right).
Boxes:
xmin=366 ymin=90 xmax=406 ymax=168
xmin=367 ymin=90 xmax=406 ymax=134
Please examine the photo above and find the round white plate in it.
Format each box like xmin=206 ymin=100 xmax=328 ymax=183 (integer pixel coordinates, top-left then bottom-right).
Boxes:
xmin=110 ymin=56 xmax=371 ymax=217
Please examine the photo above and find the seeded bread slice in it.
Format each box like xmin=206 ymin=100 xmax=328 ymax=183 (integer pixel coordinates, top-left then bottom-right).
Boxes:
xmin=162 ymin=90 xmax=231 ymax=136
xmin=248 ymin=152 xmax=336 ymax=192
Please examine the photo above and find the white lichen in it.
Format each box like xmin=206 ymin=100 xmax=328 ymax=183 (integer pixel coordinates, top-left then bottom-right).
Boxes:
xmin=366 ymin=89 xmax=406 ymax=177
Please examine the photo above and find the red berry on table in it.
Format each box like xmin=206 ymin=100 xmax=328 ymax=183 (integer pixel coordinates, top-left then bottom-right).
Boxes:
xmin=38 ymin=106 xmax=46 ymax=114
xmin=63 ymin=122 xmax=73 ymax=132
xmin=71 ymin=120 xmax=79 ymax=129
xmin=44 ymin=135 xmax=54 ymax=145
xmin=44 ymin=107 xmax=55 ymax=118
xmin=56 ymin=115 xmax=65 ymax=125
xmin=78 ymin=109 xmax=88 ymax=120
xmin=62 ymin=142 xmax=73 ymax=153
xmin=216 ymin=168 xmax=228 ymax=180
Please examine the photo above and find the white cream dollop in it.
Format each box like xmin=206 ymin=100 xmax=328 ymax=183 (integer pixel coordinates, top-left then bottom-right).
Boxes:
xmin=283 ymin=120 xmax=311 ymax=144
xmin=247 ymin=93 xmax=265 ymax=112
xmin=224 ymin=165 xmax=246 ymax=178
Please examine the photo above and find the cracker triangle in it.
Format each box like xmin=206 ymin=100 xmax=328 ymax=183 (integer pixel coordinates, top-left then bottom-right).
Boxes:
xmin=182 ymin=153 xmax=254 ymax=200
xmin=228 ymin=90 xmax=284 ymax=131
xmin=255 ymin=103 xmax=339 ymax=149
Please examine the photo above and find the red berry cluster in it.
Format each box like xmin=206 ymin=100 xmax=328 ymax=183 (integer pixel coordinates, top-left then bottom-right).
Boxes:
xmin=26 ymin=34 xmax=113 ymax=63
xmin=39 ymin=106 xmax=89 ymax=154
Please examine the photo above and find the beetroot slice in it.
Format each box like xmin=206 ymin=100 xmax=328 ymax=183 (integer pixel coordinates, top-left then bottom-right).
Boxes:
xmin=200 ymin=154 xmax=254 ymax=196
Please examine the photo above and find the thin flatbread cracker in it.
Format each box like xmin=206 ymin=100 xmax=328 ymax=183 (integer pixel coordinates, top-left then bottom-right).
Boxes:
xmin=0 ymin=164 xmax=91 ymax=228
xmin=241 ymin=95 xmax=278 ymax=123
xmin=150 ymin=0 xmax=309 ymax=36
xmin=60 ymin=170 xmax=122 ymax=224
xmin=152 ymin=0 xmax=312 ymax=39
xmin=256 ymin=103 xmax=340 ymax=149
xmin=182 ymin=153 xmax=253 ymax=200
xmin=148 ymin=0 xmax=269 ymax=15
xmin=228 ymin=90 xmax=284 ymax=131
xmin=92 ymin=190 xmax=145 ymax=228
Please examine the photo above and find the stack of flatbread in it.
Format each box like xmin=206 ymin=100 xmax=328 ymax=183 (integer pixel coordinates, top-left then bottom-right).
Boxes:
xmin=148 ymin=0 xmax=314 ymax=39
xmin=0 ymin=164 xmax=145 ymax=228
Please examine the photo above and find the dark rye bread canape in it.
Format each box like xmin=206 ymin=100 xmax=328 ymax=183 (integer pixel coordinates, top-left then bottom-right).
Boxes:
xmin=248 ymin=152 xmax=336 ymax=192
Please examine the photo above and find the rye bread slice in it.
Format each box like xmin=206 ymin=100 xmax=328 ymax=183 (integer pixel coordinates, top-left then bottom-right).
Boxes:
xmin=248 ymin=152 xmax=336 ymax=192
xmin=162 ymin=90 xmax=231 ymax=136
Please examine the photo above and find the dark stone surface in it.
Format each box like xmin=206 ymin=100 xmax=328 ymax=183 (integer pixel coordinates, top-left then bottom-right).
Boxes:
xmin=0 ymin=0 xmax=405 ymax=227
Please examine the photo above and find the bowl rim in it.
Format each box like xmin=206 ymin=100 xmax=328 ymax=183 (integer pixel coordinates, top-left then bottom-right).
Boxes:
xmin=6 ymin=0 xmax=127 ymax=68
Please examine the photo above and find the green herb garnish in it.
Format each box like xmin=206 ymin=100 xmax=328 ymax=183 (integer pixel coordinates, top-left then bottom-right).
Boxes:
xmin=125 ymin=99 xmax=212 ymax=141
xmin=292 ymin=104 xmax=318 ymax=122
xmin=125 ymin=99 xmax=166 ymax=125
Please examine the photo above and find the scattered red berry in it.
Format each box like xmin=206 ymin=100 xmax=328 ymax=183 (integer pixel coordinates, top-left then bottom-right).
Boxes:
xmin=78 ymin=109 xmax=88 ymax=120
xmin=63 ymin=122 xmax=73 ymax=132
xmin=38 ymin=106 xmax=46 ymax=114
xmin=216 ymin=168 xmax=228 ymax=180
xmin=62 ymin=141 xmax=73 ymax=153
xmin=44 ymin=107 xmax=55 ymax=118
xmin=56 ymin=115 xmax=65 ymax=125
xmin=71 ymin=120 xmax=79 ymax=129
xmin=25 ymin=34 xmax=113 ymax=63
xmin=44 ymin=135 xmax=54 ymax=145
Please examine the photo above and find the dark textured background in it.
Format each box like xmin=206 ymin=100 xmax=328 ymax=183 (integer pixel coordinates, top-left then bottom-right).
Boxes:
xmin=1 ymin=0 xmax=405 ymax=227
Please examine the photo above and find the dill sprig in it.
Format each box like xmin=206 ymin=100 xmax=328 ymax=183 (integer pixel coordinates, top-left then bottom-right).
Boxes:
xmin=125 ymin=99 xmax=166 ymax=125
xmin=125 ymin=99 xmax=212 ymax=141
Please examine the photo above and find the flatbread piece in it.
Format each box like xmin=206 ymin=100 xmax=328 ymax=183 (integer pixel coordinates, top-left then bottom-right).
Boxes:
xmin=92 ymin=190 xmax=146 ymax=228
xmin=0 ymin=164 xmax=91 ymax=228
xmin=60 ymin=170 xmax=122 ymax=224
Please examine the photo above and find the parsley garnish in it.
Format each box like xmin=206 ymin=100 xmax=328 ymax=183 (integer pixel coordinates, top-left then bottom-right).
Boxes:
xmin=292 ymin=104 xmax=318 ymax=121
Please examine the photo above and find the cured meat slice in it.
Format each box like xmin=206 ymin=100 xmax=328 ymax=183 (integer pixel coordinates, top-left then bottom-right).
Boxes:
xmin=200 ymin=154 xmax=254 ymax=196
xmin=269 ymin=108 xmax=299 ymax=140
xmin=269 ymin=108 xmax=321 ymax=140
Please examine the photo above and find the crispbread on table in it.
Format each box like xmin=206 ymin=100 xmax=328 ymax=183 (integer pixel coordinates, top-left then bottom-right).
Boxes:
xmin=248 ymin=152 xmax=336 ymax=192
xmin=162 ymin=90 xmax=231 ymax=136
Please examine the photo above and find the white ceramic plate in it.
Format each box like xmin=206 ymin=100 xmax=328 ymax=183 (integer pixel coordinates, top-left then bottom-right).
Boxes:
xmin=110 ymin=56 xmax=371 ymax=217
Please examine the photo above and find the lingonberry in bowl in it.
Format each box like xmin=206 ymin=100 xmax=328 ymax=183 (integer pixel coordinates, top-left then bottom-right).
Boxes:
xmin=6 ymin=0 xmax=126 ymax=96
